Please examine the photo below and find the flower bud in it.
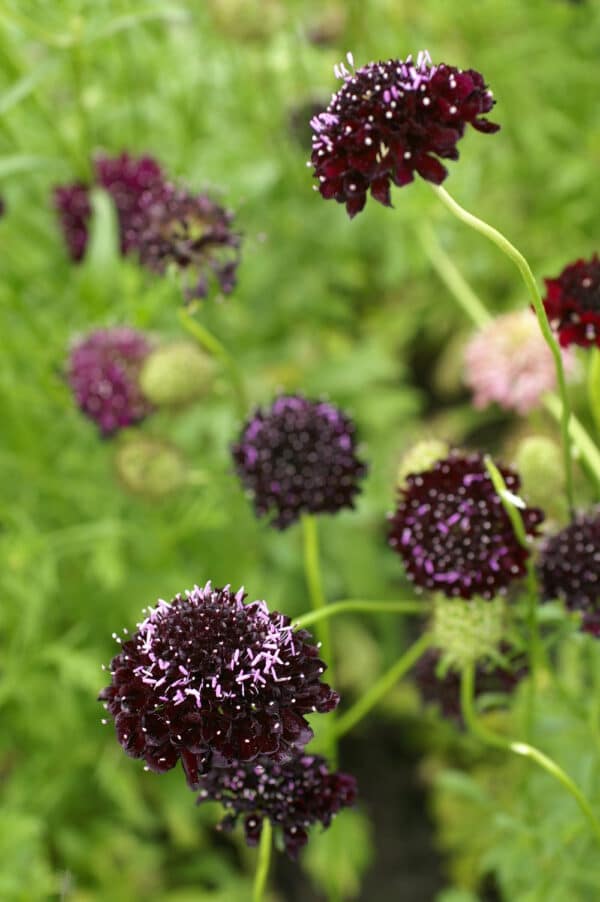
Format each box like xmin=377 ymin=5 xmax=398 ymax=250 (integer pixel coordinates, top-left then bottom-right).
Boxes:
xmin=430 ymin=595 xmax=507 ymax=671
xmin=139 ymin=341 xmax=215 ymax=407
xmin=396 ymin=438 xmax=450 ymax=488
xmin=514 ymin=435 xmax=565 ymax=518
xmin=115 ymin=437 xmax=187 ymax=498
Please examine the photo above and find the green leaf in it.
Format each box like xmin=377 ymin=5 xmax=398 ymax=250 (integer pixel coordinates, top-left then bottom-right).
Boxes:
xmin=302 ymin=809 xmax=373 ymax=900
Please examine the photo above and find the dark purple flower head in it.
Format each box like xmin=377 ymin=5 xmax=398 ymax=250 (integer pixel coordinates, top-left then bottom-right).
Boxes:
xmin=137 ymin=185 xmax=241 ymax=300
xmin=539 ymin=510 xmax=600 ymax=636
xmin=414 ymin=646 xmax=527 ymax=724
xmin=310 ymin=50 xmax=499 ymax=218
xmin=99 ymin=583 xmax=339 ymax=788
xmin=543 ymin=255 xmax=600 ymax=348
xmin=388 ymin=452 xmax=544 ymax=599
xmin=68 ymin=327 xmax=154 ymax=436
xmin=54 ymin=153 xmax=165 ymax=262
xmin=232 ymin=394 xmax=367 ymax=530
xmin=196 ymin=754 xmax=357 ymax=858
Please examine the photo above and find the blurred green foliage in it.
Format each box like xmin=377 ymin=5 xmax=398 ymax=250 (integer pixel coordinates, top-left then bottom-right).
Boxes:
xmin=2 ymin=0 xmax=600 ymax=898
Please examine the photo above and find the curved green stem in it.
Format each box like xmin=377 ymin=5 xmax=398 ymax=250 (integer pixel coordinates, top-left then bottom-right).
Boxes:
xmin=430 ymin=183 xmax=575 ymax=513
xmin=252 ymin=819 xmax=272 ymax=902
xmin=177 ymin=308 xmax=248 ymax=418
xmin=294 ymin=598 xmax=429 ymax=631
xmin=328 ymin=633 xmax=432 ymax=742
xmin=461 ymin=661 xmax=600 ymax=847
xmin=301 ymin=514 xmax=337 ymax=763
xmin=484 ymin=455 xmax=540 ymax=733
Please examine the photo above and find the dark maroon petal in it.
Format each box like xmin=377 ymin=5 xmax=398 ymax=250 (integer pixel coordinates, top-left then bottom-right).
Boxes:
xmin=414 ymin=153 xmax=448 ymax=184
xmin=370 ymin=176 xmax=392 ymax=207
xmin=542 ymin=255 xmax=600 ymax=349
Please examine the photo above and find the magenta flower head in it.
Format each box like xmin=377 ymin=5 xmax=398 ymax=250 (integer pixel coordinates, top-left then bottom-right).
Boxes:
xmin=464 ymin=310 xmax=576 ymax=415
xmin=232 ymin=394 xmax=367 ymax=530
xmin=310 ymin=50 xmax=498 ymax=217
xmin=539 ymin=510 xmax=600 ymax=636
xmin=543 ymin=254 xmax=600 ymax=348
xmin=388 ymin=452 xmax=544 ymax=599
xmin=414 ymin=646 xmax=527 ymax=724
xmin=98 ymin=583 xmax=339 ymax=788
xmin=67 ymin=327 xmax=154 ymax=437
xmin=196 ymin=754 xmax=357 ymax=858
xmin=54 ymin=152 xmax=165 ymax=262
xmin=137 ymin=185 xmax=241 ymax=300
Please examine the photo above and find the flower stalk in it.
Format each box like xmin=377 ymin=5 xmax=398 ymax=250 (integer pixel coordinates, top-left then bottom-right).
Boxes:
xmin=429 ymin=183 xmax=575 ymax=513
xmin=252 ymin=820 xmax=272 ymax=902
xmin=460 ymin=661 xmax=600 ymax=847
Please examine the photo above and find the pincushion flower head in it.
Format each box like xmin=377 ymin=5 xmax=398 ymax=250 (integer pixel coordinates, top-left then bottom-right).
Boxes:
xmin=464 ymin=310 xmax=576 ymax=415
xmin=137 ymin=185 xmax=241 ymax=300
xmin=67 ymin=327 xmax=154 ymax=436
xmin=55 ymin=152 xmax=165 ymax=261
xmin=539 ymin=510 xmax=600 ymax=636
xmin=232 ymin=394 xmax=367 ymax=529
xmin=310 ymin=50 xmax=498 ymax=218
xmin=99 ymin=583 xmax=339 ymax=788
xmin=388 ymin=452 xmax=544 ymax=599
xmin=196 ymin=754 xmax=357 ymax=858
xmin=543 ymin=254 xmax=600 ymax=348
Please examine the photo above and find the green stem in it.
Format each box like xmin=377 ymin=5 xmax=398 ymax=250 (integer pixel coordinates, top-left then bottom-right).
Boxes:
xmin=328 ymin=633 xmax=432 ymax=741
xmin=484 ymin=455 xmax=540 ymax=732
xmin=418 ymin=221 xmax=600 ymax=492
xmin=461 ymin=661 xmax=600 ymax=847
xmin=177 ymin=308 xmax=248 ymax=418
xmin=588 ymin=348 xmax=600 ymax=438
xmin=301 ymin=514 xmax=337 ymax=763
xmin=417 ymin=223 xmax=491 ymax=327
xmin=430 ymin=183 xmax=575 ymax=514
xmin=252 ymin=819 xmax=272 ymax=902
xmin=293 ymin=599 xmax=429 ymax=631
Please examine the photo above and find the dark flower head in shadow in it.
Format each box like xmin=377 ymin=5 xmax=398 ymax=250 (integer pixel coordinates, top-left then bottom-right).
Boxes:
xmin=196 ymin=754 xmax=357 ymax=858
xmin=539 ymin=509 xmax=600 ymax=636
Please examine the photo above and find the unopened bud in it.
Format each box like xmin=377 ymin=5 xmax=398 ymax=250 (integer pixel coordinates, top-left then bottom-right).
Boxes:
xmin=431 ymin=595 xmax=507 ymax=671
xmin=115 ymin=437 xmax=187 ymax=498
xmin=139 ymin=341 xmax=214 ymax=407
xmin=397 ymin=438 xmax=450 ymax=487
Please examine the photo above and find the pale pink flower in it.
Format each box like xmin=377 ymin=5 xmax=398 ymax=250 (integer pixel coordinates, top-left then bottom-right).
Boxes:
xmin=464 ymin=310 xmax=575 ymax=415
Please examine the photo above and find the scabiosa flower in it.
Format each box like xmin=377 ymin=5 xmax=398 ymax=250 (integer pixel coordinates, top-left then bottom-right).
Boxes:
xmin=539 ymin=510 xmax=600 ymax=636
xmin=464 ymin=310 xmax=576 ymax=415
xmin=232 ymin=394 xmax=367 ymax=530
xmin=414 ymin=646 xmax=527 ymax=723
xmin=98 ymin=583 xmax=339 ymax=788
xmin=137 ymin=185 xmax=241 ymax=300
xmin=68 ymin=327 xmax=154 ymax=437
xmin=310 ymin=50 xmax=498 ymax=218
xmin=543 ymin=255 xmax=600 ymax=348
xmin=54 ymin=153 xmax=165 ymax=262
xmin=388 ymin=452 xmax=544 ymax=599
xmin=196 ymin=755 xmax=357 ymax=858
